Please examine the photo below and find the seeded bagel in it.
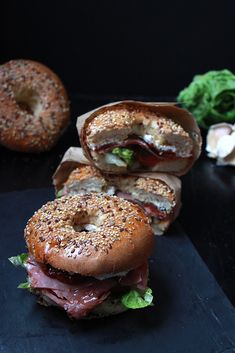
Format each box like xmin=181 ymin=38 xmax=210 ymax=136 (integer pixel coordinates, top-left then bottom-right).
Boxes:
xmin=24 ymin=194 xmax=153 ymax=276
xmin=0 ymin=59 xmax=70 ymax=152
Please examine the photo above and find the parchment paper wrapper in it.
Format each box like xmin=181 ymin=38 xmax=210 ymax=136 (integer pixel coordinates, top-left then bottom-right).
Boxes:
xmin=53 ymin=147 xmax=90 ymax=191
xmin=53 ymin=147 xmax=181 ymax=225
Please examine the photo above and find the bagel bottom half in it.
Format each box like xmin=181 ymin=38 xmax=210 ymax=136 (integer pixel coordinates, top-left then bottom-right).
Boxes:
xmin=9 ymin=194 xmax=154 ymax=319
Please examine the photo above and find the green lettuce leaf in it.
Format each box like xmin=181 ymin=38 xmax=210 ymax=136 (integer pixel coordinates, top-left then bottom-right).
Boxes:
xmin=9 ymin=253 xmax=28 ymax=267
xmin=177 ymin=69 xmax=235 ymax=128
xmin=112 ymin=147 xmax=134 ymax=166
xmin=9 ymin=254 xmax=31 ymax=290
xmin=56 ymin=190 xmax=63 ymax=198
xmin=18 ymin=281 xmax=31 ymax=289
xmin=121 ymin=287 xmax=154 ymax=309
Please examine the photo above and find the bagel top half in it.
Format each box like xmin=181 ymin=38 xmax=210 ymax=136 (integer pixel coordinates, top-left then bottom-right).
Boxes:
xmin=78 ymin=101 xmax=202 ymax=176
xmin=24 ymin=194 xmax=154 ymax=276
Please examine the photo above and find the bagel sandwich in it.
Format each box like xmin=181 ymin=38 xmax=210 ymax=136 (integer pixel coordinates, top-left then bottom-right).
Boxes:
xmin=9 ymin=194 xmax=154 ymax=319
xmin=53 ymin=152 xmax=181 ymax=236
xmin=77 ymin=101 xmax=202 ymax=176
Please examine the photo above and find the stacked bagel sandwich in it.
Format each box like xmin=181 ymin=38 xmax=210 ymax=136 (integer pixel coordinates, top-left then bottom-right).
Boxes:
xmin=10 ymin=100 xmax=201 ymax=320
xmin=54 ymin=101 xmax=201 ymax=236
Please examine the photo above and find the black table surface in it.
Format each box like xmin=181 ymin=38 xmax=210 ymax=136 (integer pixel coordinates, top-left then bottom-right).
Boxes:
xmin=0 ymin=94 xmax=235 ymax=308
xmin=1 ymin=188 xmax=235 ymax=353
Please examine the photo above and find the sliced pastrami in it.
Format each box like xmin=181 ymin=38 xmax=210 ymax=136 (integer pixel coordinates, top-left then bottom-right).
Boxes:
xmin=116 ymin=192 xmax=168 ymax=220
xmin=26 ymin=257 xmax=148 ymax=319
xmin=96 ymin=135 xmax=178 ymax=167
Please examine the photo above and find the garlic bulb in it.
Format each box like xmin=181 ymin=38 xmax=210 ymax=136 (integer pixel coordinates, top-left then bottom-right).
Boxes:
xmin=206 ymin=123 xmax=235 ymax=165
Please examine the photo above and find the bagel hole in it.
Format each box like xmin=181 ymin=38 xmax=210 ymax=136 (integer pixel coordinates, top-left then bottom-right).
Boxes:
xmin=72 ymin=212 xmax=100 ymax=233
xmin=73 ymin=224 xmax=98 ymax=232
xmin=14 ymin=87 xmax=43 ymax=117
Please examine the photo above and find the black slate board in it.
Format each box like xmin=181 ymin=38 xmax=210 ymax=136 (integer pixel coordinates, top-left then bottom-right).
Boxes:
xmin=1 ymin=188 xmax=235 ymax=353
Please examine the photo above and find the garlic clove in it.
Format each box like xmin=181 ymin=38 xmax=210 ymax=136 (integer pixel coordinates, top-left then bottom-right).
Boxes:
xmin=217 ymin=150 xmax=235 ymax=166
xmin=216 ymin=134 xmax=235 ymax=158
xmin=206 ymin=123 xmax=233 ymax=157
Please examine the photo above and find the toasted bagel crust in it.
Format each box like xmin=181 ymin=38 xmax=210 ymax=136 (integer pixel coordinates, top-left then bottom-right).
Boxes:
xmin=0 ymin=59 xmax=70 ymax=152
xmin=25 ymin=194 xmax=154 ymax=276
xmin=64 ymin=165 xmax=104 ymax=186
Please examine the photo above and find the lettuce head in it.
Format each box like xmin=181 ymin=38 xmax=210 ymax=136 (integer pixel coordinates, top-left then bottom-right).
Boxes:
xmin=177 ymin=69 xmax=235 ymax=128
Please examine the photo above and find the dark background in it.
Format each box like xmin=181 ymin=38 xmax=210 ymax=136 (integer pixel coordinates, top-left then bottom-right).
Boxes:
xmin=1 ymin=0 xmax=235 ymax=307
xmin=1 ymin=0 xmax=235 ymax=97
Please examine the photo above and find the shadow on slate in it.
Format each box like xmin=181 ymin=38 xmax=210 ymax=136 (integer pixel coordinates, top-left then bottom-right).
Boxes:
xmin=0 ymin=188 xmax=235 ymax=353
